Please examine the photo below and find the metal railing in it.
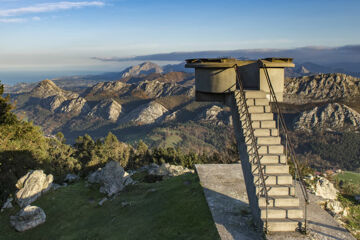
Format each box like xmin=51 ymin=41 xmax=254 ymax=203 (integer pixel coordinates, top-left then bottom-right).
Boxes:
xmin=233 ymin=64 xmax=270 ymax=233
xmin=258 ymin=60 xmax=309 ymax=233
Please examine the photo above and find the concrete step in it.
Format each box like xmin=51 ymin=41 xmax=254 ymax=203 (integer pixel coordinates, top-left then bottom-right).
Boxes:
xmin=249 ymin=144 xmax=283 ymax=155
xmin=253 ymin=128 xmax=279 ymax=137
xmin=244 ymin=90 xmax=267 ymax=99
xmin=259 ymin=196 xmax=300 ymax=208
xmin=260 ymin=207 xmax=303 ymax=219
xmin=256 ymin=136 xmax=281 ymax=145
xmin=250 ymin=113 xmax=274 ymax=121
xmin=245 ymin=120 xmax=276 ymax=129
xmin=249 ymin=154 xmax=286 ymax=164
xmin=242 ymin=98 xmax=270 ymax=106
xmin=253 ymin=173 xmax=293 ymax=185
xmin=251 ymin=164 xmax=289 ymax=174
xmin=248 ymin=105 xmax=271 ymax=113
xmin=254 ymin=98 xmax=269 ymax=106
xmin=265 ymin=219 xmax=303 ymax=232
xmin=257 ymin=185 xmax=295 ymax=196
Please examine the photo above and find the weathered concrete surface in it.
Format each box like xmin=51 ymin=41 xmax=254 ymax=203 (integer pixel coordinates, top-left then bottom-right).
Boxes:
xmin=196 ymin=164 xmax=356 ymax=240
xmin=195 ymin=164 xmax=262 ymax=240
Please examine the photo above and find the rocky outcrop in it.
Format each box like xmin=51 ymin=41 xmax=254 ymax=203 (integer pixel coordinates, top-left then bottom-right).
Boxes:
xmin=42 ymin=95 xmax=67 ymax=112
xmin=87 ymin=161 xmax=133 ymax=196
xmin=87 ymin=99 xmax=122 ymax=121
xmin=134 ymin=80 xmax=194 ymax=98
xmin=284 ymin=73 xmax=360 ymax=103
xmin=30 ymin=79 xmax=78 ymax=99
xmin=84 ymin=81 xmax=131 ymax=97
xmin=10 ymin=205 xmax=46 ymax=232
xmin=315 ymin=177 xmax=339 ymax=200
xmin=148 ymin=163 xmax=194 ymax=177
xmin=1 ymin=197 xmax=13 ymax=212
xmin=325 ymin=200 xmax=347 ymax=216
xmin=197 ymin=105 xmax=232 ymax=126
xmin=57 ymin=97 xmax=90 ymax=114
xmin=119 ymin=101 xmax=168 ymax=125
xmin=64 ymin=173 xmax=80 ymax=183
xmin=294 ymin=103 xmax=360 ymax=131
xmin=120 ymin=62 xmax=163 ymax=78
xmin=15 ymin=170 xmax=53 ymax=207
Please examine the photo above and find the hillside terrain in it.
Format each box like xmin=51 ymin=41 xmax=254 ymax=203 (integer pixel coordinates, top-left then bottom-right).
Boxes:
xmin=5 ymin=62 xmax=360 ymax=171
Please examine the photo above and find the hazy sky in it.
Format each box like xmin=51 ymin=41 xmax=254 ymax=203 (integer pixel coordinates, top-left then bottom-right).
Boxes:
xmin=0 ymin=0 xmax=359 ymax=71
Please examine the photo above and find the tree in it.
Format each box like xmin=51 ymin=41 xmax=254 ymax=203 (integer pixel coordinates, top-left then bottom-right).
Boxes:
xmin=0 ymin=81 xmax=18 ymax=124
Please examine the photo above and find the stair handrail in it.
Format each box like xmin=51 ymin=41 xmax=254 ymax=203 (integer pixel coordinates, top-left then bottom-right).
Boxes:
xmin=258 ymin=59 xmax=309 ymax=233
xmin=233 ymin=64 xmax=270 ymax=233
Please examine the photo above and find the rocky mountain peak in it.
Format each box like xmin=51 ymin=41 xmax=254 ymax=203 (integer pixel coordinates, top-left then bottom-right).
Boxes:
xmin=121 ymin=62 xmax=163 ymax=78
xmin=284 ymin=73 xmax=360 ymax=103
xmin=294 ymin=103 xmax=360 ymax=131
xmin=30 ymin=79 xmax=79 ymax=99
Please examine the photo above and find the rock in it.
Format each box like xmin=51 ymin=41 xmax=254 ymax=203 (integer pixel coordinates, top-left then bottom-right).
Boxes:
xmin=87 ymin=161 xmax=133 ymax=196
xmin=120 ymin=62 xmax=163 ymax=78
xmin=284 ymin=73 xmax=360 ymax=104
xmin=315 ymin=177 xmax=339 ymax=200
xmin=42 ymin=95 xmax=67 ymax=112
xmin=1 ymin=197 xmax=13 ymax=212
xmin=335 ymin=169 xmax=342 ymax=173
xmin=197 ymin=105 xmax=232 ymax=126
xmin=294 ymin=103 xmax=360 ymax=131
xmin=134 ymin=80 xmax=193 ymax=98
xmin=121 ymin=201 xmax=131 ymax=207
xmin=355 ymin=195 xmax=360 ymax=203
xmin=64 ymin=173 xmax=80 ymax=183
xmin=98 ymin=197 xmax=108 ymax=206
xmin=305 ymin=174 xmax=314 ymax=181
xmin=57 ymin=97 xmax=90 ymax=114
xmin=148 ymin=163 xmax=193 ymax=177
xmin=343 ymin=207 xmax=349 ymax=217
xmin=119 ymin=101 xmax=168 ymax=125
xmin=10 ymin=206 xmax=46 ymax=232
xmin=15 ymin=170 xmax=53 ymax=207
xmin=51 ymin=183 xmax=62 ymax=190
xmin=30 ymin=79 xmax=79 ymax=99
xmin=87 ymin=99 xmax=122 ymax=121
xmin=326 ymin=200 xmax=344 ymax=215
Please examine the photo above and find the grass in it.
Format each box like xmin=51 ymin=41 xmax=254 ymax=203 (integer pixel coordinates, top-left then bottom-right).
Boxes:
xmin=335 ymin=171 xmax=360 ymax=239
xmin=0 ymin=174 xmax=220 ymax=240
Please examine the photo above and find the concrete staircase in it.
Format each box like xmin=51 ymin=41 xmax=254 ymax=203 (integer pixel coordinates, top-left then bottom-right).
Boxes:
xmin=233 ymin=90 xmax=303 ymax=232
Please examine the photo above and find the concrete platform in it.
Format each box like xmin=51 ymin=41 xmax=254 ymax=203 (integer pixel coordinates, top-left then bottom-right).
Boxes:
xmin=195 ymin=164 xmax=356 ymax=240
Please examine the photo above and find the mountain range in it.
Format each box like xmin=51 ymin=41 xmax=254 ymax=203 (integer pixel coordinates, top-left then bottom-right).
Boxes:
xmin=6 ymin=62 xmax=360 ymax=157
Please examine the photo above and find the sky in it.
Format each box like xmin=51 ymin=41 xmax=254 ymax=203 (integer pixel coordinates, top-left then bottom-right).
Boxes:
xmin=0 ymin=0 xmax=359 ymax=72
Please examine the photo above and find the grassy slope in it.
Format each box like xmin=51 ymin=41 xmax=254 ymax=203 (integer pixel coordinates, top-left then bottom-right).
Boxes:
xmin=0 ymin=174 xmax=219 ymax=240
xmin=335 ymin=171 xmax=360 ymax=239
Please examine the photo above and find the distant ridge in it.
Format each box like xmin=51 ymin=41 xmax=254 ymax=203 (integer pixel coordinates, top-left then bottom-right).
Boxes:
xmin=93 ymin=45 xmax=360 ymax=73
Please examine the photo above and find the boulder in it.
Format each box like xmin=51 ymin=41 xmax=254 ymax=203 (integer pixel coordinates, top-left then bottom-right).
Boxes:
xmin=87 ymin=161 xmax=133 ymax=196
xmin=98 ymin=197 xmax=108 ymax=206
xmin=315 ymin=177 xmax=339 ymax=200
xmin=355 ymin=195 xmax=360 ymax=203
xmin=148 ymin=163 xmax=193 ymax=177
xmin=15 ymin=170 xmax=53 ymax=207
xmin=326 ymin=200 xmax=344 ymax=215
xmin=10 ymin=206 xmax=46 ymax=232
xmin=64 ymin=173 xmax=80 ymax=183
xmin=1 ymin=197 xmax=13 ymax=212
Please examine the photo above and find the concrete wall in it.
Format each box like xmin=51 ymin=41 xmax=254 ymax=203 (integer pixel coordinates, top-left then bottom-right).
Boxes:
xmin=195 ymin=68 xmax=236 ymax=93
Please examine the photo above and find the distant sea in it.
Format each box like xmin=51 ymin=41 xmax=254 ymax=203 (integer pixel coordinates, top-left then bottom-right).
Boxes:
xmin=0 ymin=70 xmax=112 ymax=86
xmin=0 ymin=61 xmax=182 ymax=86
